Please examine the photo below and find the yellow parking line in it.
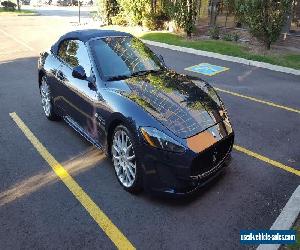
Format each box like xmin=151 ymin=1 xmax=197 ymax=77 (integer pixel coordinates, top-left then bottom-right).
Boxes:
xmin=233 ymin=145 xmax=300 ymax=177
xmin=0 ymin=29 xmax=34 ymax=52
xmin=215 ymin=88 xmax=300 ymax=114
xmin=9 ymin=112 xmax=135 ymax=250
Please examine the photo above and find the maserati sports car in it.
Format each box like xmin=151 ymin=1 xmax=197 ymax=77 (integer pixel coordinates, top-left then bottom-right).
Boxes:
xmin=38 ymin=29 xmax=234 ymax=195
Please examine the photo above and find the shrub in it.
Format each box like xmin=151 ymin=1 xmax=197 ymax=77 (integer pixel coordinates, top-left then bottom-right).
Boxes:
xmin=111 ymin=13 xmax=128 ymax=26
xmin=222 ymin=32 xmax=239 ymax=42
xmin=96 ymin=0 xmax=119 ymax=25
xmin=233 ymin=33 xmax=239 ymax=42
xmin=1 ymin=1 xmax=17 ymax=10
xmin=117 ymin=0 xmax=151 ymax=26
xmin=208 ymin=26 xmax=220 ymax=40
xmin=142 ymin=13 xmax=157 ymax=30
xmin=222 ymin=33 xmax=233 ymax=41
xmin=142 ymin=12 xmax=168 ymax=30
xmin=166 ymin=0 xmax=198 ymax=38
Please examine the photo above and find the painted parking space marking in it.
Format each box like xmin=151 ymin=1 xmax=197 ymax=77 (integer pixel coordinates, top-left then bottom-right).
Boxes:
xmin=9 ymin=112 xmax=299 ymax=250
xmin=185 ymin=63 xmax=229 ymax=76
xmin=0 ymin=29 xmax=34 ymax=52
xmin=257 ymin=185 xmax=300 ymax=250
xmin=233 ymin=145 xmax=300 ymax=177
xmin=215 ymin=88 xmax=300 ymax=115
xmin=9 ymin=112 xmax=135 ymax=250
xmin=184 ymin=64 xmax=299 ymax=114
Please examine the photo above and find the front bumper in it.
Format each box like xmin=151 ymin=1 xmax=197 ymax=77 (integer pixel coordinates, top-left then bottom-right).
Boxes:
xmin=139 ymin=133 xmax=234 ymax=196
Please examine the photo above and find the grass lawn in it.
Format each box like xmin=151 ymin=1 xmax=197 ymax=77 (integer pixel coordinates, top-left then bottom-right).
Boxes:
xmin=281 ymin=215 xmax=300 ymax=250
xmin=140 ymin=32 xmax=300 ymax=70
xmin=0 ymin=8 xmax=37 ymax=15
xmin=291 ymin=225 xmax=300 ymax=250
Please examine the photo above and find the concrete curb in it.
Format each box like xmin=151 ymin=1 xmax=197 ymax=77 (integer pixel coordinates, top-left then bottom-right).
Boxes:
xmin=143 ymin=40 xmax=300 ymax=76
xmin=17 ymin=14 xmax=40 ymax=16
xmin=257 ymin=185 xmax=300 ymax=250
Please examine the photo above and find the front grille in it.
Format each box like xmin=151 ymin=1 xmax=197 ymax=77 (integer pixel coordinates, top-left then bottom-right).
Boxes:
xmin=190 ymin=133 xmax=234 ymax=176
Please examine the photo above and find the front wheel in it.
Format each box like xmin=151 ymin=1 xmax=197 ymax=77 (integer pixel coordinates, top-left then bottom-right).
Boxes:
xmin=40 ymin=76 xmax=60 ymax=121
xmin=111 ymin=125 xmax=142 ymax=193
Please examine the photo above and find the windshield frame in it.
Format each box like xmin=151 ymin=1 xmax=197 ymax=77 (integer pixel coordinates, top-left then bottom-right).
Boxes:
xmin=88 ymin=36 xmax=166 ymax=82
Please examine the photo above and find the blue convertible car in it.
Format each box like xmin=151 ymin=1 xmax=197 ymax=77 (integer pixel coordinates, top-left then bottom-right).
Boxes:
xmin=38 ymin=29 xmax=234 ymax=195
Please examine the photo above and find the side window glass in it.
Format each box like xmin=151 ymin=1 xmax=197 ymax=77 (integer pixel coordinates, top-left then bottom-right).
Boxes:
xmin=76 ymin=41 xmax=92 ymax=78
xmin=59 ymin=40 xmax=92 ymax=78
xmin=65 ymin=40 xmax=80 ymax=68
xmin=58 ymin=40 xmax=78 ymax=68
xmin=58 ymin=40 xmax=69 ymax=61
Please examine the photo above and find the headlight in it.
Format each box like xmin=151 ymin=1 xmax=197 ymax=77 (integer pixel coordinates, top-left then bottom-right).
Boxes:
xmin=140 ymin=127 xmax=185 ymax=153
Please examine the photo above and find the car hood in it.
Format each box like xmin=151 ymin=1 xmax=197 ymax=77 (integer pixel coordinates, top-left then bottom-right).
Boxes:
xmin=118 ymin=71 xmax=227 ymax=139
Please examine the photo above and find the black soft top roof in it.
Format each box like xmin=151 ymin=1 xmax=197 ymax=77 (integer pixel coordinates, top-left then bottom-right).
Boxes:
xmin=51 ymin=29 xmax=132 ymax=55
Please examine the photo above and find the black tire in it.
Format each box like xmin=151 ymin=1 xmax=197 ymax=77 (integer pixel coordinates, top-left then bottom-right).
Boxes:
xmin=111 ymin=125 xmax=143 ymax=193
xmin=40 ymin=76 xmax=60 ymax=121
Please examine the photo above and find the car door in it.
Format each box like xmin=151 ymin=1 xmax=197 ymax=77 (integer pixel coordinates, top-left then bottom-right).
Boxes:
xmin=55 ymin=39 xmax=100 ymax=141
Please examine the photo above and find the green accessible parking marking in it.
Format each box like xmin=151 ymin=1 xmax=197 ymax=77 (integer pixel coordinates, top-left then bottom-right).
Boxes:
xmin=185 ymin=63 xmax=229 ymax=76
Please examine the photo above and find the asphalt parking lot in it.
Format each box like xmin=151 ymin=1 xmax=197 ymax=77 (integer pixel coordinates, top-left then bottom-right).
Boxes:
xmin=0 ymin=13 xmax=299 ymax=250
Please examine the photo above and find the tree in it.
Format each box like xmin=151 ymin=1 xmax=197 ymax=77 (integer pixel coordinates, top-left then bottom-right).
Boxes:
xmin=166 ymin=0 xmax=199 ymax=38
xmin=97 ymin=0 xmax=119 ymax=25
xmin=16 ymin=0 xmax=20 ymax=11
xmin=96 ymin=0 xmax=201 ymax=37
xmin=117 ymin=0 xmax=151 ymax=25
xmin=223 ymin=0 xmax=236 ymax=27
xmin=1 ymin=1 xmax=17 ymax=10
xmin=235 ymin=0 xmax=293 ymax=49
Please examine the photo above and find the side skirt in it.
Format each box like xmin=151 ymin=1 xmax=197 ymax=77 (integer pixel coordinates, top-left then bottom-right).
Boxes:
xmin=63 ymin=115 xmax=105 ymax=152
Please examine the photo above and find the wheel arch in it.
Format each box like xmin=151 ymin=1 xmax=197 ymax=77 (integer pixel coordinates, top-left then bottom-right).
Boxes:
xmin=38 ymin=70 xmax=46 ymax=88
xmin=106 ymin=119 xmax=123 ymax=157
xmin=106 ymin=114 xmax=138 ymax=157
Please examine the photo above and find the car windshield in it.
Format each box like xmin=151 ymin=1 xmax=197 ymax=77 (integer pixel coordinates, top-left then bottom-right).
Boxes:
xmin=89 ymin=36 xmax=163 ymax=81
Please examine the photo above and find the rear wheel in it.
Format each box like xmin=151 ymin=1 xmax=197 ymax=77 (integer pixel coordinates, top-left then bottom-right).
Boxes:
xmin=40 ymin=76 xmax=60 ymax=121
xmin=111 ymin=125 xmax=142 ymax=193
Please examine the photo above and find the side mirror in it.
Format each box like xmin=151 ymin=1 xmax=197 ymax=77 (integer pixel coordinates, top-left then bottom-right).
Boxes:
xmin=72 ymin=65 xmax=86 ymax=80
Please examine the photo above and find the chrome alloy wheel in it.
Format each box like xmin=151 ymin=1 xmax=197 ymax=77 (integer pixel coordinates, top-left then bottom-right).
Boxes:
xmin=112 ymin=130 xmax=136 ymax=188
xmin=40 ymin=79 xmax=51 ymax=117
